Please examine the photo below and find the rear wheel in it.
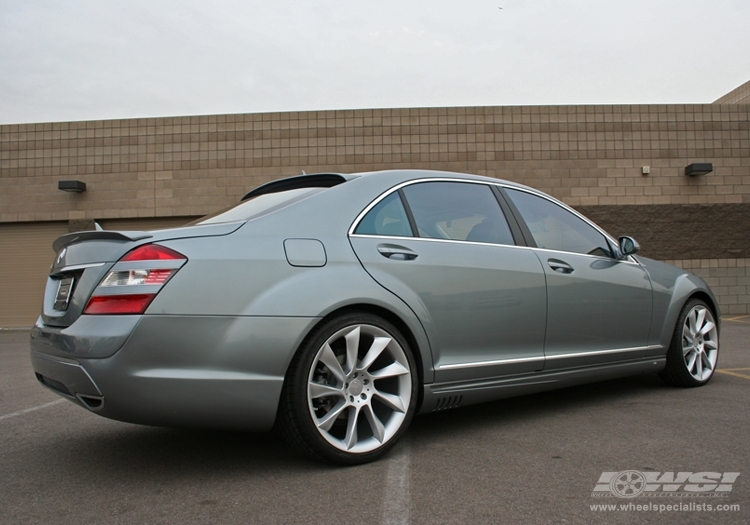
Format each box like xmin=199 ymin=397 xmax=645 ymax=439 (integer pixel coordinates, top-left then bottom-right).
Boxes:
xmin=279 ymin=312 xmax=418 ymax=465
xmin=659 ymin=299 xmax=719 ymax=387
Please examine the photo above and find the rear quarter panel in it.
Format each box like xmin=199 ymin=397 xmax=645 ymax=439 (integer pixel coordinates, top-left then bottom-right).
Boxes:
xmin=148 ymin=175 xmax=436 ymax=382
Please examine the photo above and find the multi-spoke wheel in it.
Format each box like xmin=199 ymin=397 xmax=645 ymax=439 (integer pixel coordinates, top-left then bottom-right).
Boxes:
xmin=659 ymin=299 xmax=719 ymax=387
xmin=279 ymin=313 xmax=418 ymax=464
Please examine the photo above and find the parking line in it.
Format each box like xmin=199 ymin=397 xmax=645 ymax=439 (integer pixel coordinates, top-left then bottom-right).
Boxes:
xmin=0 ymin=399 xmax=65 ymax=422
xmin=716 ymin=368 xmax=750 ymax=381
xmin=381 ymin=442 xmax=412 ymax=525
xmin=723 ymin=315 xmax=750 ymax=324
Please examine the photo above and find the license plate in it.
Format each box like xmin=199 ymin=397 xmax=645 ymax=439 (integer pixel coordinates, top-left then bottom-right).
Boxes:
xmin=54 ymin=277 xmax=75 ymax=311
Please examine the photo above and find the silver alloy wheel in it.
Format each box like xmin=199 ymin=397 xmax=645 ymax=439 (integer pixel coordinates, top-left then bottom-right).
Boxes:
xmin=306 ymin=324 xmax=412 ymax=454
xmin=682 ymin=304 xmax=719 ymax=382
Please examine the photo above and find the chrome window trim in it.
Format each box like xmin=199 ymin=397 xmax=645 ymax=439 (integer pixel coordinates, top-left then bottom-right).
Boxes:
xmin=524 ymin=245 xmax=641 ymax=265
xmin=348 ymin=177 xmax=639 ymax=264
xmin=348 ymin=177 xmax=504 ymax=237
xmin=350 ymin=233 xmax=522 ymax=250
xmin=352 ymin=233 xmax=641 ymax=265
xmin=439 ymin=345 xmax=662 ymax=370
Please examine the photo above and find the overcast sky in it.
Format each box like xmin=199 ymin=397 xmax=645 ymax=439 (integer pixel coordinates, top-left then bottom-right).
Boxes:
xmin=1 ymin=0 xmax=748 ymax=125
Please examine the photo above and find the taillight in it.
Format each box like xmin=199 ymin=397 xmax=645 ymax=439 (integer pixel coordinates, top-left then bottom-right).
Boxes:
xmin=84 ymin=295 xmax=157 ymax=315
xmin=100 ymin=268 xmax=175 ymax=287
xmin=120 ymin=244 xmax=185 ymax=262
xmin=84 ymin=244 xmax=187 ymax=315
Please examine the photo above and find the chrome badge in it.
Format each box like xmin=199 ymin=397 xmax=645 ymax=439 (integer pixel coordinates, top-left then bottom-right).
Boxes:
xmin=52 ymin=247 xmax=67 ymax=271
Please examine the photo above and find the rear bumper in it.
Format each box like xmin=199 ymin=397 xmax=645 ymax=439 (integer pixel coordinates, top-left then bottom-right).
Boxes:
xmin=30 ymin=314 xmax=141 ymax=359
xmin=29 ymin=314 xmax=319 ymax=431
xmin=31 ymin=349 xmax=105 ymax=410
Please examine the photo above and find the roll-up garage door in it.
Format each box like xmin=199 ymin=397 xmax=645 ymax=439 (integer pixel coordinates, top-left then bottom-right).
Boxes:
xmin=0 ymin=222 xmax=69 ymax=328
xmin=0 ymin=217 xmax=200 ymax=328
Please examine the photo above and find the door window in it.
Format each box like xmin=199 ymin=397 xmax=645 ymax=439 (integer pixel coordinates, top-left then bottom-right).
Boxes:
xmin=354 ymin=191 xmax=414 ymax=237
xmin=402 ymin=182 xmax=515 ymax=245
xmin=505 ymin=188 xmax=612 ymax=257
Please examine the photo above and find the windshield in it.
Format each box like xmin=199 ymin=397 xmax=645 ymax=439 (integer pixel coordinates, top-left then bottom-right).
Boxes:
xmin=193 ymin=187 xmax=325 ymax=225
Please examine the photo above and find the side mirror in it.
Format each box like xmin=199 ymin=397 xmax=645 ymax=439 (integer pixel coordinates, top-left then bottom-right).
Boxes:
xmin=618 ymin=236 xmax=640 ymax=257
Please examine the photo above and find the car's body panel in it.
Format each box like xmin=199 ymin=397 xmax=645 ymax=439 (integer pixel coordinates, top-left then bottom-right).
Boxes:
xmin=31 ymin=349 xmax=103 ymax=400
xmin=32 ymin=315 xmax=320 ymax=430
xmin=283 ymin=238 xmax=327 ymax=267
xmin=44 ymin=221 xmax=245 ymax=328
xmin=350 ymin=235 xmax=547 ymax=383
xmin=637 ymin=256 xmax=721 ymax=348
xmin=42 ymin=262 xmax=115 ymax=327
xmin=420 ymin=357 xmax=667 ymax=414
xmin=29 ymin=169 xmax=721 ymax=443
xmin=30 ymin=315 xmax=141 ymax=358
xmin=533 ymin=248 xmax=653 ymax=369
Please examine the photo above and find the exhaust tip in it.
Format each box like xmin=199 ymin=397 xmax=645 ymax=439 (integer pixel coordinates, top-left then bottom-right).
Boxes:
xmin=76 ymin=394 xmax=105 ymax=411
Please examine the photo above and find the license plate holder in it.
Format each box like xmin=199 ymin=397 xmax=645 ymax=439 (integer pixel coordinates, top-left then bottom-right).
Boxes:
xmin=54 ymin=276 xmax=75 ymax=311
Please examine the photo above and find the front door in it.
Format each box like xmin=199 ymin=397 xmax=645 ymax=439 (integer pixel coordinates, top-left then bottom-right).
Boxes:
xmin=503 ymin=188 xmax=653 ymax=370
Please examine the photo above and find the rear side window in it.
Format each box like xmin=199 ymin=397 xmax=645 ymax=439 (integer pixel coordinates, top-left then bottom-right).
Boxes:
xmin=354 ymin=192 xmax=413 ymax=237
xmin=402 ymin=182 xmax=515 ymax=245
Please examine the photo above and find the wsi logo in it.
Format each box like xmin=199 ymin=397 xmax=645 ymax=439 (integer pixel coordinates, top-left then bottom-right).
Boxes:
xmin=592 ymin=471 xmax=740 ymax=498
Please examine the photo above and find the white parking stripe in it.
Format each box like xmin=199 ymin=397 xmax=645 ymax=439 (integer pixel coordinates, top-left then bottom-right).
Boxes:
xmin=381 ymin=442 xmax=412 ymax=525
xmin=0 ymin=399 xmax=65 ymax=421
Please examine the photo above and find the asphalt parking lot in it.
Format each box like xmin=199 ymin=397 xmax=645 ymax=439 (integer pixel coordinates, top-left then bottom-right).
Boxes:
xmin=2 ymin=320 xmax=748 ymax=525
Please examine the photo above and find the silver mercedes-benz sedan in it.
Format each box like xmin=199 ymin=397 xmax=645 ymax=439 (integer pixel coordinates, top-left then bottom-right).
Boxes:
xmin=30 ymin=170 xmax=720 ymax=464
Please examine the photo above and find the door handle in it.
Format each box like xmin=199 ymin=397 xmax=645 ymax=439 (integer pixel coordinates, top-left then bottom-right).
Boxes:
xmin=377 ymin=244 xmax=418 ymax=260
xmin=548 ymin=259 xmax=574 ymax=273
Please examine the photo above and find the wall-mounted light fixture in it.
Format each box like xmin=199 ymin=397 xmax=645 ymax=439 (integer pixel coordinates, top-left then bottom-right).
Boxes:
xmin=58 ymin=180 xmax=87 ymax=193
xmin=685 ymin=163 xmax=713 ymax=177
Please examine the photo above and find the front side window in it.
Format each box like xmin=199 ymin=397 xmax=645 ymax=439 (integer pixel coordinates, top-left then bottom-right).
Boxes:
xmin=402 ymin=182 xmax=515 ymax=245
xmin=505 ymin=188 xmax=612 ymax=257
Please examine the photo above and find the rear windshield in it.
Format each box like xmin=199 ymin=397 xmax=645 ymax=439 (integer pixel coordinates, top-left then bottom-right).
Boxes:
xmin=194 ymin=187 xmax=324 ymax=225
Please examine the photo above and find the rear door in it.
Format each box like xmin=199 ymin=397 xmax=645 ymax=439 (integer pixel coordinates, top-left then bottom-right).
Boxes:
xmin=349 ymin=180 xmax=547 ymax=383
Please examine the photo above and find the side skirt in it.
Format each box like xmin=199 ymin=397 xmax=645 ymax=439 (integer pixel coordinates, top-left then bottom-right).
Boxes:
xmin=418 ymin=357 xmax=666 ymax=414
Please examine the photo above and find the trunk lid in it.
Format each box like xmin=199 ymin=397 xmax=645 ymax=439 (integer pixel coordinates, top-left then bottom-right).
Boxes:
xmin=41 ymin=221 xmax=243 ymax=328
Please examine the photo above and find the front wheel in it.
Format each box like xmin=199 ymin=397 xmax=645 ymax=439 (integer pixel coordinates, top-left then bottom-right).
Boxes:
xmin=659 ymin=299 xmax=719 ymax=387
xmin=279 ymin=313 xmax=418 ymax=465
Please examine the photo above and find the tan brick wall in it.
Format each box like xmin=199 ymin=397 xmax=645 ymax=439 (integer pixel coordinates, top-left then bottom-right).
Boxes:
xmin=1 ymin=102 xmax=749 ymax=317
xmin=1 ymin=104 xmax=749 ymax=223
xmin=714 ymin=79 xmax=750 ymax=104
xmin=664 ymin=258 xmax=750 ymax=315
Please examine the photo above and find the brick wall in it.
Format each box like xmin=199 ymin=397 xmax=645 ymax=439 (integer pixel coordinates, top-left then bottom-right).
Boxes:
xmin=715 ymin=79 xmax=750 ymax=104
xmin=664 ymin=259 xmax=750 ymax=315
xmin=1 ymin=104 xmax=748 ymax=223
xmin=1 ymin=103 xmax=749 ymax=315
xmin=577 ymin=203 xmax=750 ymax=260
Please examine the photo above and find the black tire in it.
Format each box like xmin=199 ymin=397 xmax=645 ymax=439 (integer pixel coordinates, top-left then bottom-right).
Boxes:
xmin=278 ymin=312 xmax=419 ymax=465
xmin=659 ymin=299 xmax=719 ymax=387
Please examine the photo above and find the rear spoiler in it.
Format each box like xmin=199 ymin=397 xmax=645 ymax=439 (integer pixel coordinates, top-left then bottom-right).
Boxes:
xmin=53 ymin=231 xmax=152 ymax=252
xmin=241 ymin=173 xmax=352 ymax=201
